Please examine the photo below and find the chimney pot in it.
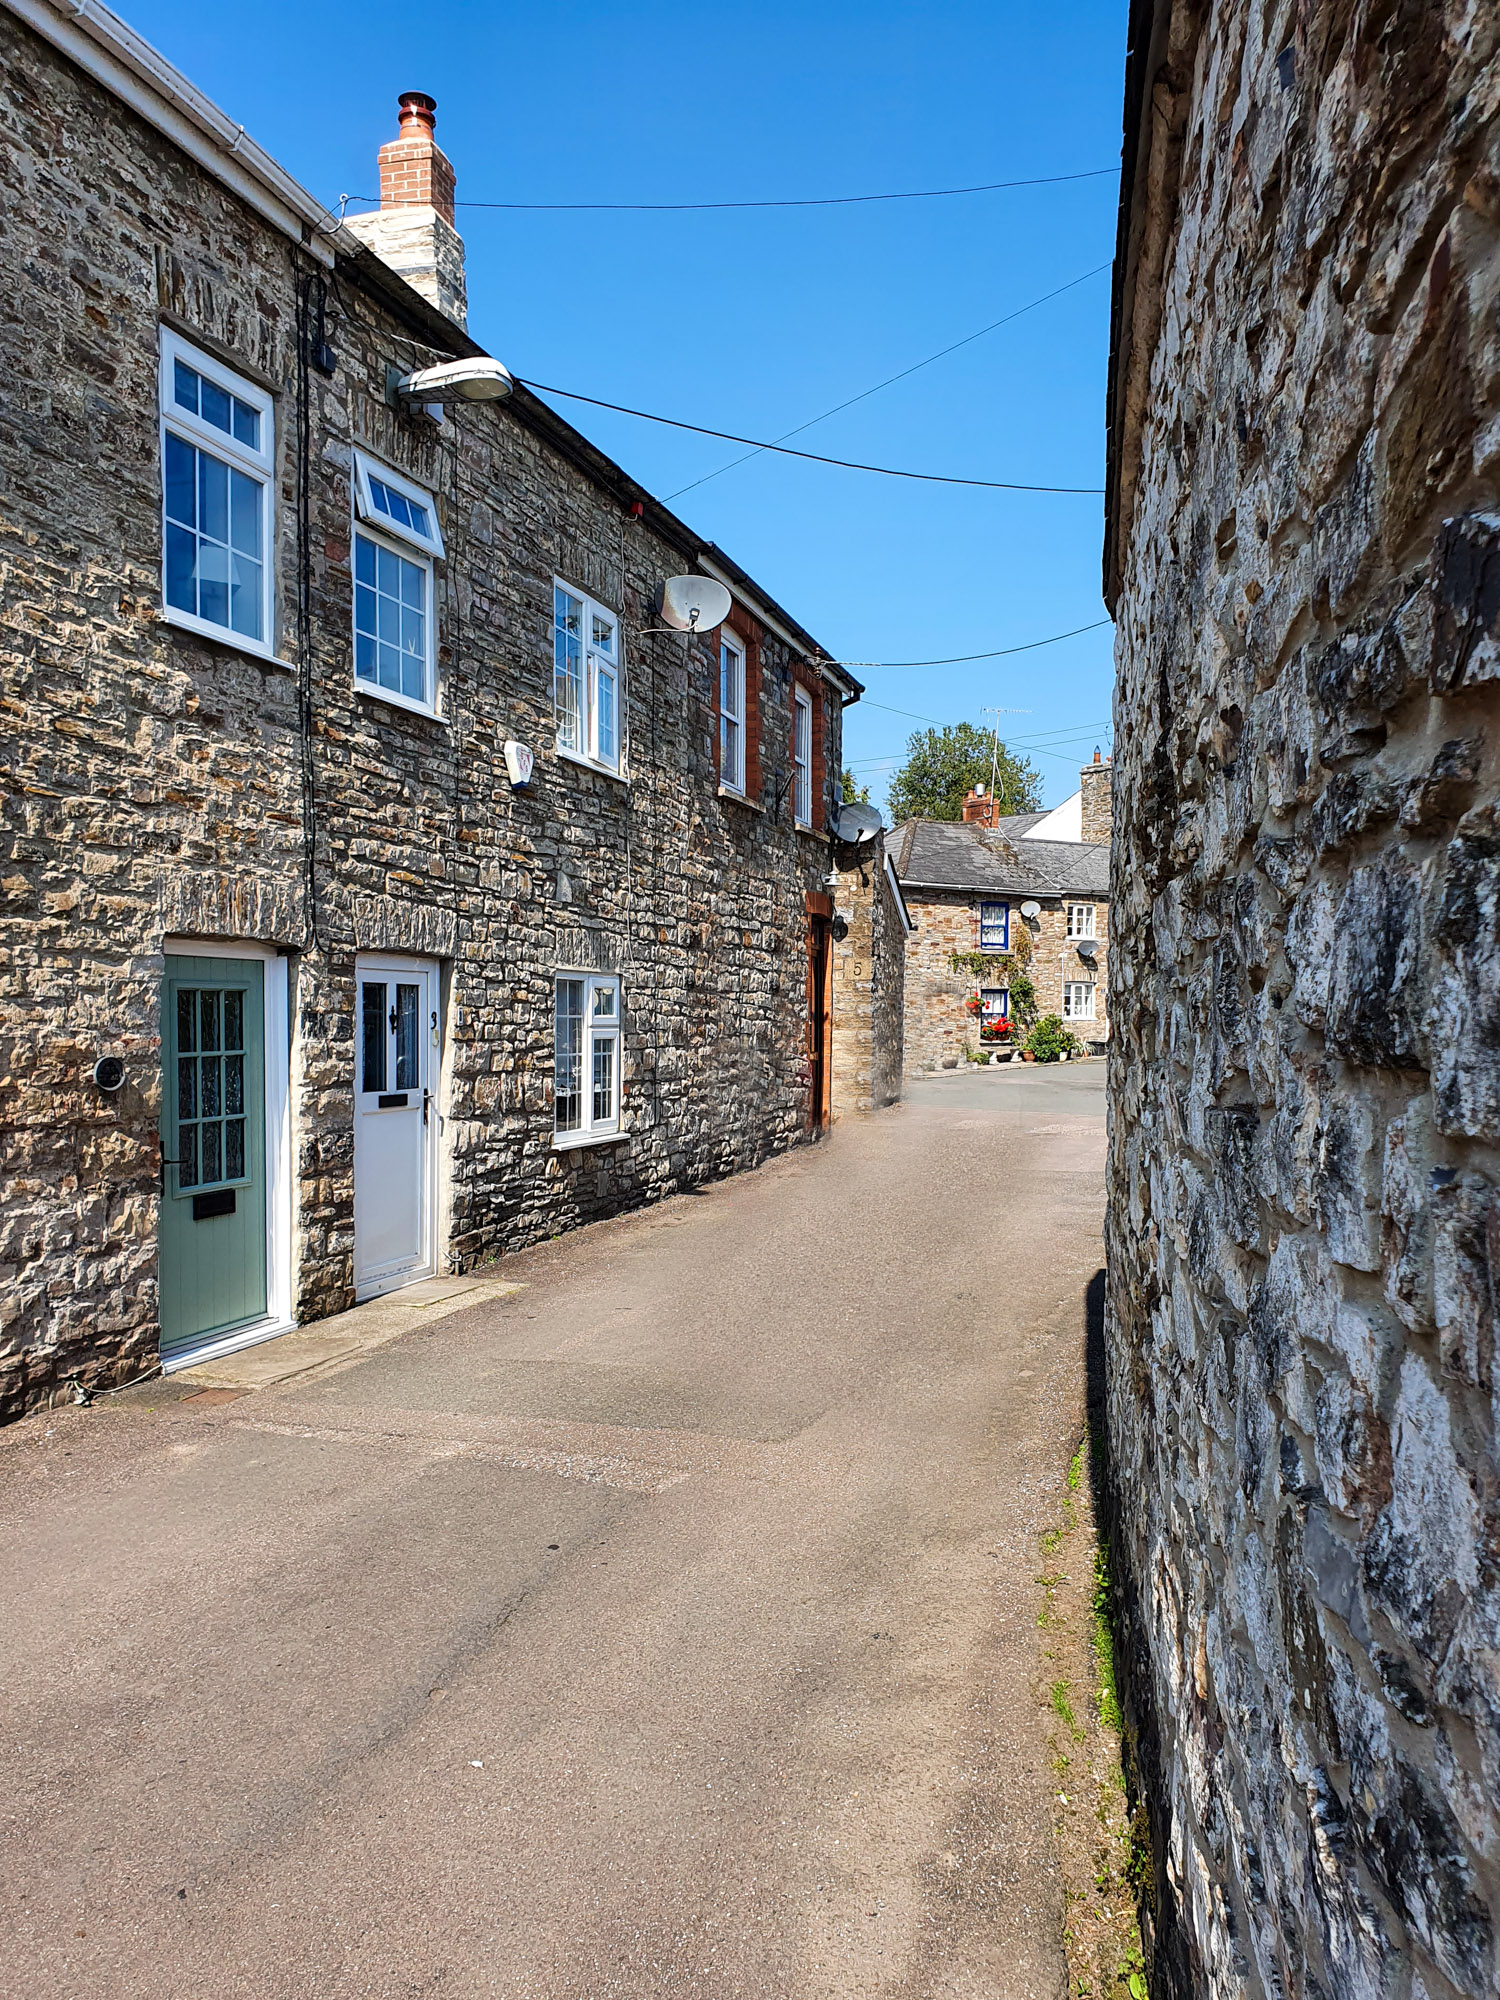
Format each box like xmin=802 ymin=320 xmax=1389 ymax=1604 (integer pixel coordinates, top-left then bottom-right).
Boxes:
xmin=398 ymin=91 xmax=438 ymax=133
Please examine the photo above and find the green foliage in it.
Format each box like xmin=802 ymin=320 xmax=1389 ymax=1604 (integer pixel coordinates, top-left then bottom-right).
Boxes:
xmin=1092 ymin=1546 xmax=1124 ymax=1735
xmin=1051 ymin=1679 xmax=1085 ymax=1743
xmin=1007 ymin=970 xmax=1039 ymax=1032
xmin=886 ymin=721 xmax=1043 ymax=823
xmin=840 ymin=767 xmax=870 ymax=804
xmin=1068 ymin=1445 xmax=1085 ymax=1492
xmin=1027 ymin=1014 xmax=1083 ymax=1062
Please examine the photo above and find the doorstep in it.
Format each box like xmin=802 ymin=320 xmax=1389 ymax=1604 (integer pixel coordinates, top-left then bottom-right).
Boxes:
xmin=170 ymin=1273 xmax=525 ymax=1395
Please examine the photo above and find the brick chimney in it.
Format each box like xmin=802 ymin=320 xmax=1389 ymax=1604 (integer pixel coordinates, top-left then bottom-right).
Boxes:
xmin=344 ymin=93 xmax=468 ymax=328
xmin=962 ymin=785 xmax=997 ymax=826
xmin=1080 ymin=749 xmax=1113 ymax=842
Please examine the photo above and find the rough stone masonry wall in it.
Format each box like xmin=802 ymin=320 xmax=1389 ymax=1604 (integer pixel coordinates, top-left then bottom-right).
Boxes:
xmin=829 ymin=842 xmax=904 ymax=1115
xmin=901 ymin=889 xmax=1110 ymax=1071
xmin=0 ymin=11 xmax=842 ymax=1420
xmin=1106 ymin=3 xmax=1500 ymax=1997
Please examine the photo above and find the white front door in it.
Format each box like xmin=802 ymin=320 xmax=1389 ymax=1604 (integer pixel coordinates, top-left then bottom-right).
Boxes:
xmin=353 ymin=955 xmax=439 ymax=1300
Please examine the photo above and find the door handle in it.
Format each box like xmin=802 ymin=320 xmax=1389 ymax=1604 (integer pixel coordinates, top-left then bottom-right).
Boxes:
xmin=422 ymin=1088 xmax=431 ymax=1126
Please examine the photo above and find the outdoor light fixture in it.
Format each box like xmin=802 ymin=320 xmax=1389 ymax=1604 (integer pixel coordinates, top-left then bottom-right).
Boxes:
xmin=391 ymin=358 xmax=514 ymax=407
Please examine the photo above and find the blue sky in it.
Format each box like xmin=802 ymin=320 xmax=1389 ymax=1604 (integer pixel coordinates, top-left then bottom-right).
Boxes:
xmin=127 ymin=0 xmax=1127 ymax=810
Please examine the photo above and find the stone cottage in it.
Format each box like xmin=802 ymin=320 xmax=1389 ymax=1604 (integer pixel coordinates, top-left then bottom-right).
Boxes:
xmin=1105 ymin=0 xmax=1500 ymax=1996
xmin=888 ymin=755 xmax=1112 ymax=1070
xmin=0 ymin=0 xmax=865 ymax=1419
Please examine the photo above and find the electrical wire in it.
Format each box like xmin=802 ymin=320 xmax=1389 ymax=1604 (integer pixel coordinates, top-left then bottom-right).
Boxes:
xmin=342 ymin=167 xmax=1115 ymax=215
xmin=516 ymin=379 xmax=1102 ymax=493
xmin=666 ymin=264 xmax=1111 ymax=500
xmin=834 ymin=618 xmax=1112 ymax=670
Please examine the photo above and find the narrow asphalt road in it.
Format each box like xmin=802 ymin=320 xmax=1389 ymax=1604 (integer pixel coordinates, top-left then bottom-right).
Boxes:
xmin=2 ymin=1063 xmax=1106 ymax=2000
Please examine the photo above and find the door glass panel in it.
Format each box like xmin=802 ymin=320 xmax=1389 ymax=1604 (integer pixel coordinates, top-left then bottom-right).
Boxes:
xmin=362 ymin=982 xmax=387 ymax=1094
xmin=202 ymin=1120 xmax=221 ymax=1185
xmin=224 ymin=1053 xmax=244 ymax=1114
xmin=177 ymin=1057 xmax=196 ymax=1119
xmin=177 ymin=988 xmax=197 ymax=1053
xmin=225 ymin=1118 xmax=245 ymax=1179
xmin=199 ymin=991 xmax=220 ymax=1052
xmin=395 ymin=984 xmax=420 ymax=1092
xmin=172 ymin=984 xmax=250 ymax=1191
xmin=224 ymin=989 xmax=243 ymax=1051
xmin=179 ymin=1121 xmax=199 ymax=1188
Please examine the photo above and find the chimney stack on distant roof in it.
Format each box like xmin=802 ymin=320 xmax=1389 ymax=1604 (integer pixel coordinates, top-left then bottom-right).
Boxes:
xmin=344 ymin=92 xmax=468 ymax=328
xmin=962 ymin=785 xmax=998 ymax=826
xmin=1080 ymin=751 xmax=1114 ymax=843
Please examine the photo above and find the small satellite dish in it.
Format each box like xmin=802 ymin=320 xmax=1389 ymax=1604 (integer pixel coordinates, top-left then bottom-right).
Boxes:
xmin=1020 ymin=900 xmax=1042 ymax=920
xmin=92 ymin=1055 xmax=125 ymax=1092
xmin=1076 ymin=939 xmax=1098 ymax=960
xmin=655 ymin=575 xmax=733 ymax=633
xmin=831 ymin=801 xmax=884 ymax=845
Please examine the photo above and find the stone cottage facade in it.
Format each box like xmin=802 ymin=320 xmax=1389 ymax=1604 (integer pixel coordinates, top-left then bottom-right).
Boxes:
xmin=888 ymin=758 xmax=1112 ymax=1071
xmin=1105 ymin=1 xmax=1500 ymax=1996
xmin=0 ymin=0 xmax=861 ymax=1419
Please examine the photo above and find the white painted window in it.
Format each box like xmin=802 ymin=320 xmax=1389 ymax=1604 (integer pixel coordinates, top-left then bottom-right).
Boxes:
xmin=719 ymin=633 xmax=745 ymax=793
xmin=793 ymin=684 xmax=813 ymax=826
xmin=1067 ymin=903 xmax=1098 ymax=940
xmin=553 ymin=583 xmax=620 ymax=771
xmin=353 ymin=452 xmax=441 ymax=714
xmin=979 ymin=901 xmax=1010 ymax=951
xmin=554 ymin=973 xmax=621 ymax=1141
xmin=1063 ymin=981 xmax=1096 ymax=1021
xmin=159 ymin=329 xmax=275 ymax=653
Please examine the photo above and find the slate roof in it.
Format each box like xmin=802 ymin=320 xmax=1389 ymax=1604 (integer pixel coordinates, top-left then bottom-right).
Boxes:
xmin=887 ymin=818 xmax=1110 ymax=899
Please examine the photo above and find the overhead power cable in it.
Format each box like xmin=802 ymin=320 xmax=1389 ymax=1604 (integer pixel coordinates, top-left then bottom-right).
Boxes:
xmin=516 ymin=379 xmax=1103 ymax=494
xmin=835 ymin=618 xmax=1112 ymax=670
xmin=666 ymin=263 xmax=1111 ymax=501
xmin=344 ymin=167 xmax=1114 ymax=215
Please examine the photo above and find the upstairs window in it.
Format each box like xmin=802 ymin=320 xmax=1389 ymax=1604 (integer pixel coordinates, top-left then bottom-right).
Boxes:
xmin=719 ymin=633 xmax=746 ymax=794
xmin=353 ymin=452 xmax=442 ymax=714
xmin=555 ymin=973 xmax=621 ymax=1142
xmin=159 ymin=330 xmax=274 ymax=652
xmin=554 ymin=583 xmax=620 ymax=772
xmin=978 ymin=901 xmax=1010 ymax=951
xmin=1067 ymin=903 xmax=1098 ymax=940
xmin=793 ymin=684 xmax=813 ymax=827
xmin=1063 ymin=981 xmax=1096 ymax=1021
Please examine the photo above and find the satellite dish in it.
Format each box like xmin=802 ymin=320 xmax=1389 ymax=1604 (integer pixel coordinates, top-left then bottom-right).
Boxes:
xmin=1020 ymin=900 xmax=1042 ymax=920
xmin=831 ymin=801 xmax=884 ymax=845
xmin=655 ymin=575 xmax=733 ymax=633
xmin=1076 ymin=939 xmax=1098 ymax=960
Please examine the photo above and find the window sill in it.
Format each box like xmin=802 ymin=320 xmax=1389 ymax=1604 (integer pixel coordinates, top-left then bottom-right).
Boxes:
xmin=796 ymin=821 xmax=828 ymax=841
xmin=159 ymin=605 xmax=292 ymax=670
xmin=356 ymin=679 xmax=445 ymax=724
xmin=552 ymin=1128 xmax=629 ymax=1154
xmin=718 ymin=786 xmax=763 ymax=812
xmin=555 ymin=745 xmax=628 ymax=786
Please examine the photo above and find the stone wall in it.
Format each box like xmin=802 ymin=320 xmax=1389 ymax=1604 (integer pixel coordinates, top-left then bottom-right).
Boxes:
xmin=829 ymin=841 xmax=905 ymax=1116
xmin=0 ymin=11 xmax=846 ymax=1419
xmin=900 ymin=890 xmax=1109 ymax=1071
xmin=1105 ymin=2 xmax=1500 ymax=1995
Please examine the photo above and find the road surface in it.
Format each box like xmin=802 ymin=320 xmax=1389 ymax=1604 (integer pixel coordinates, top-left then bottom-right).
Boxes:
xmin=2 ymin=1062 xmax=1107 ymax=1999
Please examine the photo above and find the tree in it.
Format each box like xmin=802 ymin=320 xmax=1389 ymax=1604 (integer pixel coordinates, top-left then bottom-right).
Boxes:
xmin=840 ymin=767 xmax=870 ymax=804
xmin=886 ymin=722 xmax=1043 ymax=824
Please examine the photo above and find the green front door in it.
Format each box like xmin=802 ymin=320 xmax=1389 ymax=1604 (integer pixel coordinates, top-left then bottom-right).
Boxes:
xmin=159 ymin=955 xmax=267 ymax=1358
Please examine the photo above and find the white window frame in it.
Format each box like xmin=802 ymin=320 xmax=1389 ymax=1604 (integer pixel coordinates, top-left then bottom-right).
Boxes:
xmin=792 ymin=684 xmax=813 ymax=827
xmin=352 ymin=453 xmax=440 ymax=719
xmin=978 ymin=900 xmax=1010 ymax=951
xmin=1067 ymin=903 xmax=1098 ymax=940
xmin=719 ymin=633 xmax=746 ymax=795
xmin=553 ymin=972 xmax=622 ymax=1147
xmin=553 ymin=580 xmax=622 ymax=774
xmin=353 ymin=450 xmax=446 ymax=560
xmin=159 ymin=328 xmax=276 ymax=658
xmin=1063 ymin=980 xmax=1096 ymax=1022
